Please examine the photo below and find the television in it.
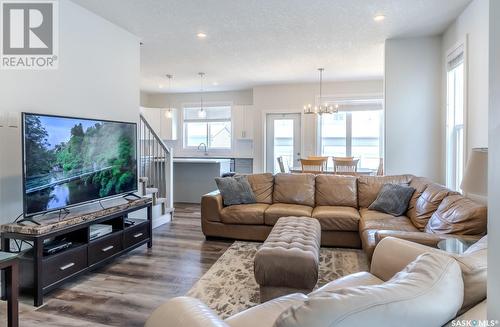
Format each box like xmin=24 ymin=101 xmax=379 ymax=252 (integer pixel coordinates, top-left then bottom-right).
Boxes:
xmin=22 ymin=113 xmax=138 ymax=217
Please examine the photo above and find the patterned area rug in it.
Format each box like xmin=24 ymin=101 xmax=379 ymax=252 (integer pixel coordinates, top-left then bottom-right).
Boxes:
xmin=187 ymin=241 xmax=369 ymax=318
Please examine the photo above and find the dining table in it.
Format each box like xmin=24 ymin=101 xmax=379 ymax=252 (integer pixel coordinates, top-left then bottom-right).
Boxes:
xmin=289 ymin=167 xmax=376 ymax=175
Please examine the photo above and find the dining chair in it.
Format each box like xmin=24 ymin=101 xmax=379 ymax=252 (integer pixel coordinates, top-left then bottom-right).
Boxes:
xmin=333 ymin=157 xmax=359 ymax=175
xmin=308 ymin=156 xmax=329 ymax=171
xmin=277 ymin=156 xmax=286 ymax=173
xmin=300 ymin=159 xmax=325 ymax=174
xmin=376 ymin=158 xmax=384 ymax=176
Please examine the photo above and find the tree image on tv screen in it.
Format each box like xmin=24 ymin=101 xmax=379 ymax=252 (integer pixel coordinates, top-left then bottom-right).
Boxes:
xmin=24 ymin=115 xmax=137 ymax=215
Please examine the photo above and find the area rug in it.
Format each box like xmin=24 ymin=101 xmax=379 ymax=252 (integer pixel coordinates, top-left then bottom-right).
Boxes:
xmin=186 ymin=241 xmax=369 ymax=318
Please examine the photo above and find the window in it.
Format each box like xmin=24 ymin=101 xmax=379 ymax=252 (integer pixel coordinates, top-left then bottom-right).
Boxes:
xmin=320 ymin=100 xmax=383 ymax=170
xmin=183 ymin=106 xmax=232 ymax=149
xmin=446 ymin=47 xmax=466 ymax=191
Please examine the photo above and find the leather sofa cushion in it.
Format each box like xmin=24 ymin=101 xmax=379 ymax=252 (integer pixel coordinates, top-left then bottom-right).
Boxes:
xmin=315 ymin=175 xmax=357 ymax=208
xmin=311 ymin=206 xmax=360 ymax=231
xmin=309 ymin=271 xmax=383 ymax=296
xmin=456 ymin=236 xmax=487 ymax=312
xmin=201 ymin=191 xmax=224 ymax=222
xmin=413 ymin=183 xmax=458 ymax=230
xmin=275 ymin=253 xmax=464 ymax=327
xmin=359 ymin=208 xmax=419 ymax=258
xmin=360 ymin=229 xmax=378 ymax=259
xmin=370 ymin=236 xmax=487 ymax=314
xmin=225 ymin=293 xmax=308 ymax=327
xmin=145 ymin=297 xmax=227 ymax=327
xmin=357 ymin=175 xmax=413 ymax=208
xmin=264 ymin=204 xmax=313 ymax=226
xmin=246 ymin=173 xmax=274 ymax=204
xmin=220 ymin=203 xmax=269 ymax=225
xmin=359 ymin=209 xmax=419 ymax=233
xmin=273 ymin=173 xmax=315 ymax=207
xmin=407 ymin=177 xmax=432 ymax=230
xmin=425 ymin=195 xmax=487 ymax=235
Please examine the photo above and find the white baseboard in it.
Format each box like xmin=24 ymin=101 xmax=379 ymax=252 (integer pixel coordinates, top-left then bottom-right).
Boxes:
xmin=152 ymin=212 xmax=172 ymax=229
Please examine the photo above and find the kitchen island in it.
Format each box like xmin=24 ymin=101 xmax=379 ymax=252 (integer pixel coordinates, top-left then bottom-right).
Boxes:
xmin=173 ymin=158 xmax=231 ymax=203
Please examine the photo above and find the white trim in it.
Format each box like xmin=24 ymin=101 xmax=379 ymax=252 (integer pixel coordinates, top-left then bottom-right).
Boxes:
xmin=315 ymin=93 xmax=384 ymax=154
xmin=317 ymin=95 xmax=384 ymax=167
xmin=181 ymin=102 xmax=234 ymax=152
xmin=260 ymin=109 xmax=304 ymax=172
xmin=444 ymin=36 xmax=468 ymax=190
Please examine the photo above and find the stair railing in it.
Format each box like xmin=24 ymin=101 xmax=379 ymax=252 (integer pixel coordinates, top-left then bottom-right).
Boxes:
xmin=139 ymin=114 xmax=174 ymax=209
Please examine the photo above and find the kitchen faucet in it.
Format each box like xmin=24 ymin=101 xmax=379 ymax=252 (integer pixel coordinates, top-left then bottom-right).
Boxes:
xmin=197 ymin=143 xmax=208 ymax=156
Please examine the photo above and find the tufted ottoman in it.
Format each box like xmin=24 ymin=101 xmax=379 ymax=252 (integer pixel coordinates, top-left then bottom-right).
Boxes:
xmin=254 ymin=216 xmax=321 ymax=302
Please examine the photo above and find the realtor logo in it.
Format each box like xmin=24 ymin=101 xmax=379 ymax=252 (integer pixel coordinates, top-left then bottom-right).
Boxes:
xmin=1 ymin=0 xmax=58 ymax=69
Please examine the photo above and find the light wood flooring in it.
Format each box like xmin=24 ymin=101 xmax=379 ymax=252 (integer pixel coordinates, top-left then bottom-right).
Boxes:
xmin=0 ymin=203 xmax=232 ymax=327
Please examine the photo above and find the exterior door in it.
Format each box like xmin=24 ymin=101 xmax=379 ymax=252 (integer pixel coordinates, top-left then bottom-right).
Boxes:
xmin=266 ymin=113 xmax=301 ymax=173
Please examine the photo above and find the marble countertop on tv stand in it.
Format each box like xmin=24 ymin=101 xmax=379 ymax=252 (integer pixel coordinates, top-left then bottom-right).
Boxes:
xmin=0 ymin=197 xmax=152 ymax=236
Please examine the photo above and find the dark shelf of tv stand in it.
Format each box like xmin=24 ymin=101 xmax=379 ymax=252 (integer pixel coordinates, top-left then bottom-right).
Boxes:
xmin=0 ymin=200 xmax=153 ymax=307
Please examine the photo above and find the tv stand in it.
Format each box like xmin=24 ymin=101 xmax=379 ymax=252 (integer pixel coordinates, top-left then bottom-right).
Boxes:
xmin=15 ymin=218 xmax=41 ymax=226
xmin=0 ymin=197 xmax=152 ymax=307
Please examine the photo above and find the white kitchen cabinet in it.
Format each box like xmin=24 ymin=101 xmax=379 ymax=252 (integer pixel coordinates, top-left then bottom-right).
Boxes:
xmin=233 ymin=105 xmax=254 ymax=140
xmin=140 ymin=107 xmax=178 ymax=140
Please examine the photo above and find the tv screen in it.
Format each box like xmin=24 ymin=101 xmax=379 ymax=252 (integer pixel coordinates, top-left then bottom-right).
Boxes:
xmin=22 ymin=113 xmax=138 ymax=217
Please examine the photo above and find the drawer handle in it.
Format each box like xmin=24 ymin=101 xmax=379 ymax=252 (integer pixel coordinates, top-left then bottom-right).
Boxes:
xmin=133 ymin=232 xmax=143 ymax=238
xmin=60 ymin=263 xmax=75 ymax=271
xmin=102 ymin=245 xmax=114 ymax=252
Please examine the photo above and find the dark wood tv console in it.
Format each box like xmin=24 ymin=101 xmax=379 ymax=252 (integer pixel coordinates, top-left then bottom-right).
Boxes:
xmin=0 ymin=198 xmax=153 ymax=306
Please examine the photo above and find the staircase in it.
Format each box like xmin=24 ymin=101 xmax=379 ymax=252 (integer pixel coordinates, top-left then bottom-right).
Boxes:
xmin=138 ymin=114 xmax=174 ymax=228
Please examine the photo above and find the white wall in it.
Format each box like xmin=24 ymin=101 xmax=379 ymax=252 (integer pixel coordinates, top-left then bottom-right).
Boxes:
xmin=443 ymin=0 xmax=489 ymax=157
xmin=0 ymin=0 xmax=140 ymax=224
xmin=384 ymin=37 xmax=443 ymax=183
xmin=488 ymin=0 xmax=500 ymax=319
xmin=144 ymin=89 xmax=253 ymax=108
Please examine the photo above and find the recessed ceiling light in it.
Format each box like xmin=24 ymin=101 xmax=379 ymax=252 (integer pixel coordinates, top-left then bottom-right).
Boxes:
xmin=158 ymin=84 xmax=164 ymax=89
xmin=212 ymin=81 xmax=219 ymax=86
xmin=197 ymin=32 xmax=207 ymax=39
xmin=373 ymin=14 xmax=385 ymax=22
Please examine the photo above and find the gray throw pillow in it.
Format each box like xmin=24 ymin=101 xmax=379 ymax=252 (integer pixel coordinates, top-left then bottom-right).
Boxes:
xmin=215 ymin=176 xmax=257 ymax=206
xmin=369 ymin=183 xmax=416 ymax=216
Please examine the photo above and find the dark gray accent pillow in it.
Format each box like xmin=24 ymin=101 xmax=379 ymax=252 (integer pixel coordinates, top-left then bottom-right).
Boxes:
xmin=215 ymin=176 xmax=257 ymax=206
xmin=369 ymin=183 xmax=416 ymax=216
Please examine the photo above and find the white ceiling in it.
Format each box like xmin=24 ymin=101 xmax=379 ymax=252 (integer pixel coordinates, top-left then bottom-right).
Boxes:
xmin=73 ymin=0 xmax=471 ymax=93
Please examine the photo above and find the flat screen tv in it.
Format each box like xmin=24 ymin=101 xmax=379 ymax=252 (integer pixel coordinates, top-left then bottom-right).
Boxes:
xmin=22 ymin=113 xmax=138 ymax=217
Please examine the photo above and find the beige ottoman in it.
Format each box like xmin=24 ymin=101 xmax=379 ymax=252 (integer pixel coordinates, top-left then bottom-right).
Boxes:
xmin=254 ymin=216 xmax=321 ymax=302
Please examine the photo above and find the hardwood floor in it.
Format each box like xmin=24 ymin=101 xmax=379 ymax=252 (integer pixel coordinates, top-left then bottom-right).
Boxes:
xmin=0 ymin=203 xmax=232 ymax=327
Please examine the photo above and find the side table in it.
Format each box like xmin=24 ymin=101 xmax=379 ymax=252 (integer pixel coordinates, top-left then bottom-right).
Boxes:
xmin=0 ymin=251 xmax=19 ymax=327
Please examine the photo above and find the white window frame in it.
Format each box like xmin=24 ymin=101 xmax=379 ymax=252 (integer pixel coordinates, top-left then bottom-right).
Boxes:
xmin=182 ymin=103 xmax=233 ymax=151
xmin=318 ymin=97 xmax=384 ymax=167
xmin=445 ymin=40 xmax=468 ymax=191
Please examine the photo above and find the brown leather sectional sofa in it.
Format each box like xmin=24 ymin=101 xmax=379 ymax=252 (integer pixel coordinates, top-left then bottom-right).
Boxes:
xmin=201 ymin=173 xmax=487 ymax=257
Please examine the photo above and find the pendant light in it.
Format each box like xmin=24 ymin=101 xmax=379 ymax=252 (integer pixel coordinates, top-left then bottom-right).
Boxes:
xmin=198 ymin=72 xmax=207 ymax=118
xmin=303 ymin=68 xmax=339 ymax=115
xmin=165 ymin=74 xmax=173 ymax=118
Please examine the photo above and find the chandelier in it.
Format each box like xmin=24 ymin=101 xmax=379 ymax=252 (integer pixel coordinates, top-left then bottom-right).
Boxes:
xmin=304 ymin=68 xmax=339 ymax=115
xmin=198 ymin=72 xmax=207 ymax=118
xmin=165 ymin=74 xmax=173 ymax=118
